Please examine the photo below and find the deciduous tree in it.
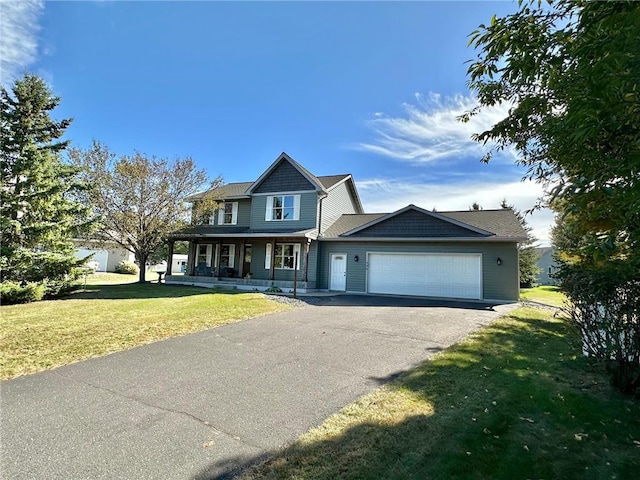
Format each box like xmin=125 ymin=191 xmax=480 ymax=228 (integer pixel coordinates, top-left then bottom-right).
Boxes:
xmin=70 ymin=141 xmax=221 ymax=283
xmin=465 ymin=0 xmax=640 ymax=394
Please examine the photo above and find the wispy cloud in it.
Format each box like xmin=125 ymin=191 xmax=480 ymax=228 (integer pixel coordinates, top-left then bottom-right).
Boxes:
xmin=354 ymin=92 xmax=513 ymax=165
xmin=358 ymin=177 xmax=554 ymax=245
xmin=0 ymin=0 xmax=44 ymax=86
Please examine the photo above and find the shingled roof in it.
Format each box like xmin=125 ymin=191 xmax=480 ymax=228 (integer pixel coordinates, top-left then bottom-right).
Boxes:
xmin=169 ymin=225 xmax=318 ymax=239
xmin=322 ymin=208 xmax=527 ymax=240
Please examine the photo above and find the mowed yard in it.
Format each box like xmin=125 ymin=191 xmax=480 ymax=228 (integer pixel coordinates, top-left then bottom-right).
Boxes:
xmin=3 ymin=278 xmax=639 ymax=478
xmin=242 ymin=298 xmax=640 ymax=479
xmin=0 ymin=273 xmax=289 ymax=380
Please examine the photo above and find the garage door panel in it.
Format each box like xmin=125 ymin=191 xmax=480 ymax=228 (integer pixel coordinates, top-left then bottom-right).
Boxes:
xmin=367 ymin=253 xmax=481 ymax=299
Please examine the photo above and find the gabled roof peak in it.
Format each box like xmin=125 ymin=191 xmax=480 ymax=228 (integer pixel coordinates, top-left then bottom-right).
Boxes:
xmin=245 ymin=152 xmax=325 ymax=194
xmin=342 ymin=204 xmax=495 ymax=237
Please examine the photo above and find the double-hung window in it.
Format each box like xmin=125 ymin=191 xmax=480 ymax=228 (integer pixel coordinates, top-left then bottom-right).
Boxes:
xmin=265 ymin=195 xmax=300 ymax=221
xmin=264 ymin=243 xmax=301 ymax=270
xmin=217 ymin=202 xmax=238 ymax=225
xmin=218 ymin=244 xmax=235 ymax=268
xmin=197 ymin=245 xmax=212 ymax=267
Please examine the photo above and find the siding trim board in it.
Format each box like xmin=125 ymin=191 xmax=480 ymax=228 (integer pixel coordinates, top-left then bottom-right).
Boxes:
xmin=252 ymin=190 xmax=319 ymax=197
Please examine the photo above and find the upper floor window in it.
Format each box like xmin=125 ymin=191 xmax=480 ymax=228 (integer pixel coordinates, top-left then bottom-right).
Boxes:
xmin=217 ymin=202 xmax=238 ymax=225
xmin=266 ymin=195 xmax=300 ymax=221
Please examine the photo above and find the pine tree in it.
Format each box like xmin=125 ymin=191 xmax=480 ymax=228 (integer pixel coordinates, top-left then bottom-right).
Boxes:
xmin=499 ymin=199 xmax=540 ymax=287
xmin=1 ymin=74 xmax=92 ymax=301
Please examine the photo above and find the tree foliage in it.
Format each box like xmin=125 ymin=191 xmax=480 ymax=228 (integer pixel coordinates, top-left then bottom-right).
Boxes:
xmin=500 ymin=199 xmax=540 ymax=287
xmin=465 ymin=0 xmax=640 ymax=394
xmin=464 ymin=0 xmax=639 ymax=262
xmin=69 ymin=141 xmax=220 ymax=282
xmin=1 ymin=74 xmax=92 ymax=302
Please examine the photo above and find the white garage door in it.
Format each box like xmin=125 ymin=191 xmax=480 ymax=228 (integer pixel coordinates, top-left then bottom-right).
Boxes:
xmin=75 ymin=248 xmax=109 ymax=272
xmin=367 ymin=253 xmax=482 ymax=300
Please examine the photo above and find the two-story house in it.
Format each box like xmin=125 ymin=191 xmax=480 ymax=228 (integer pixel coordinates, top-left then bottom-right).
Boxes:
xmin=166 ymin=152 xmax=527 ymax=302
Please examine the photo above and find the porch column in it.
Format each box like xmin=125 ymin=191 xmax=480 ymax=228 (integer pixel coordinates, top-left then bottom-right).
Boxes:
xmin=216 ymin=241 xmax=222 ymax=278
xmin=187 ymin=241 xmax=197 ymax=276
xmin=238 ymin=240 xmax=246 ymax=278
xmin=269 ymin=238 xmax=276 ymax=281
xmin=303 ymin=239 xmax=310 ymax=282
xmin=166 ymin=240 xmax=174 ymax=275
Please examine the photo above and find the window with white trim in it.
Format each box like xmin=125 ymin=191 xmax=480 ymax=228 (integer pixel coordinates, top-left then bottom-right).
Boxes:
xmin=265 ymin=195 xmax=300 ymax=221
xmin=264 ymin=243 xmax=301 ymax=270
xmin=219 ymin=244 xmax=235 ymax=268
xmin=197 ymin=245 xmax=212 ymax=266
xmin=217 ymin=202 xmax=238 ymax=225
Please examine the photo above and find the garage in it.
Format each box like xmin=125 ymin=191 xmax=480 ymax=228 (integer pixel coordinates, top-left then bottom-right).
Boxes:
xmin=75 ymin=248 xmax=109 ymax=272
xmin=367 ymin=252 xmax=482 ymax=300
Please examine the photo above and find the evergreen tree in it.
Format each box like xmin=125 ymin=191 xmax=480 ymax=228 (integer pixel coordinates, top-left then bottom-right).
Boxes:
xmin=1 ymin=74 xmax=92 ymax=301
xmin=500 ymin=199 xmax=540 ymax=287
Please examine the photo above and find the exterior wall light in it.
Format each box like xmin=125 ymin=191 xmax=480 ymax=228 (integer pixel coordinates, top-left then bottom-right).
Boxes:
xmin=354 ymin=255 xmax=359 ymax=262
xmin=497 ymin=257 xmax=502 ymax=266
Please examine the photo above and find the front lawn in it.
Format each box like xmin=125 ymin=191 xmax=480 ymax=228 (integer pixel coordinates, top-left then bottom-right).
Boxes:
xmin=0 ymin=281 xmax=289 ymax=380
xmin=242 ymin=307 xmax=640 ymax=480
xmin=520 ymin=285 xmax=567 ymax=307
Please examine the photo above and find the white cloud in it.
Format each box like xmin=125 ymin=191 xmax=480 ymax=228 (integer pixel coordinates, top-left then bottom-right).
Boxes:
xmin=354 ymin=92 xmax=514 ymax=165
xmin=0 ymin=0 xmax=44 ymax=86
xmin=357 ymin=177 xmax=555 ymax=246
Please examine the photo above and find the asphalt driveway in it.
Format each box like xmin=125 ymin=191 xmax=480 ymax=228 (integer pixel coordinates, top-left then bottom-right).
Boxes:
xmin=1 ymin=296 xmax=517 ymax=479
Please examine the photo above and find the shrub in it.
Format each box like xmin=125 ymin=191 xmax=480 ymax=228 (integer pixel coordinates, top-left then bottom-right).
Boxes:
xmin=0 ymin=249 xmax=84 ymax=301
xmin=0 ymin=281 xmax=46 ymax=304
xmin=265 ymin=286 xmax=283 ymax=293
xmin=560 ymin=261 xmax=640 ymax=397
xmin=114 ymin=260 xmax=139 ymax=275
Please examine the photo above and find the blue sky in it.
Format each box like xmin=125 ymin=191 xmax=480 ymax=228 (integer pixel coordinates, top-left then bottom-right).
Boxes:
xmin=1 ymin=0 xmax=554 ymax=244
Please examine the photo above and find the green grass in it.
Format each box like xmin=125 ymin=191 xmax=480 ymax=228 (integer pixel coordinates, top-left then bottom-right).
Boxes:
xmin=242 ymin=308 xmax=640 ymax=480
xmin=520 ymin=285 xmax=567 ymax=307
xmin=0 ymin=279 xmax=289 ymax=380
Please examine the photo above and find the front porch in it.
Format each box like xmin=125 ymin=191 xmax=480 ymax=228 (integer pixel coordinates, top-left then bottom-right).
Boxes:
xmin=165 ymin=275 xmax=316 ymax=293
xmin=165 ymin=230 xmax=319 ymax=292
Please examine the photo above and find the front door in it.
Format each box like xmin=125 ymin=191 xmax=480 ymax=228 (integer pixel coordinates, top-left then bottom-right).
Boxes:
xmin=243 ymin=244 xmax=252 ymax=277
xmin=329 ymin=253 xmax=347 ymax=291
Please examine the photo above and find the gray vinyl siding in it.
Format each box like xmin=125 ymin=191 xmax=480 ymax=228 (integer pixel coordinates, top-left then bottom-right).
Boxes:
xmin=250 ymin=239 xmax=317 ymax=284
xmin=352 ymin=210 xmax=486 ymax=238
xmin=253 ymin=161 xmax=316 ymax=193
xmin=320 ymin=181 xmax=360 ymax=234
xmin=317 ymin=241 xmax=519 ymax=301
xmin=250 ymin=192 xmax=318 ymax=230
xmin=212 ymin=199 xmax=251 ymax=227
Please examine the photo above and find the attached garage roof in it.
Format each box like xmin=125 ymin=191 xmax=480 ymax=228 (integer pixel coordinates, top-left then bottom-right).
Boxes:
xmin=323 ymin=205 xmax=527 ymax=241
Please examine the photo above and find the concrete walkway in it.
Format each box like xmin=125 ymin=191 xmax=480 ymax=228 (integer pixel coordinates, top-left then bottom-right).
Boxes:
xmin=1 ymin=297 xmax=517 ymax=479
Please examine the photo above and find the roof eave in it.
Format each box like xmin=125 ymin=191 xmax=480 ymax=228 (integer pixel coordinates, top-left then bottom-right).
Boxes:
xmin=168 ymin=231 xmax=318 ymax=240
xmin=319 ymin=236 xmax=525 ymax=242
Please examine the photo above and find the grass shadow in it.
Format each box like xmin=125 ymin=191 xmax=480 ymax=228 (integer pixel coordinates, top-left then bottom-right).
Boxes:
xmin=62 ymin=283 xmax=246 ymax=301
xmin=193 ymin=309 xmax=640 ymax=480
